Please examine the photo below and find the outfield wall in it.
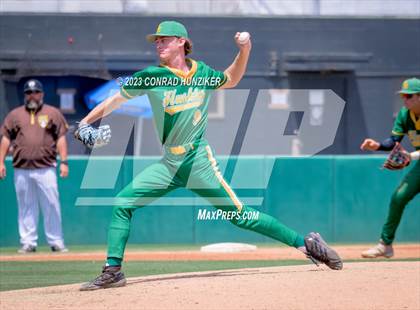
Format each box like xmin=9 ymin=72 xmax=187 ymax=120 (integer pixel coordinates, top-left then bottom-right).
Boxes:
xmin=0 ymin=156 xmax=418 ymax=246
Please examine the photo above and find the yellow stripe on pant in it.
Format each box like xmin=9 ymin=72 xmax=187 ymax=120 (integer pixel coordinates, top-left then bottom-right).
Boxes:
xmin=205 ymin=145 xmax=243 ymax=212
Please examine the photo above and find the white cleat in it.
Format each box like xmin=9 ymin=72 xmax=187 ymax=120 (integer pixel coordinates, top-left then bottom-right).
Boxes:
xmin=361 ymin=240 xmax=394 ymax=258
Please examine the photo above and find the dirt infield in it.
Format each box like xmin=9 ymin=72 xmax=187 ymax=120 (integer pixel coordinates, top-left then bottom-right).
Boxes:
xmin=1 ymin=244 xmax=419 ymax=262
xmin=1 ymin=261 xmax=419 ymax=310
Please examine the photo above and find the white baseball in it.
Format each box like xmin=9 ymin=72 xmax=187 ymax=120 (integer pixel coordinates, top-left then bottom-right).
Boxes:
xmin=238 ymin=32 xmax=250 ymax=44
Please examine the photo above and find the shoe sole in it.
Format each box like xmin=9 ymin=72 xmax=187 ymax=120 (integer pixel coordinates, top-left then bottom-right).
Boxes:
xmin=79 ymin=278 xmax=127 ymax=291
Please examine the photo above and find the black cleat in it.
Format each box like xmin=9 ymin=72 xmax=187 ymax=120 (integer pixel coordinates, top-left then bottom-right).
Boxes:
xmin=51 ymin=245 xmax=69 ymax=253
xmin=80 ymin=266 xmax=127 ymax=291
xmin=304 ymin=232 xmax=343 ymax=270
xmin=17 ymin=245 xmax=36 ymax=254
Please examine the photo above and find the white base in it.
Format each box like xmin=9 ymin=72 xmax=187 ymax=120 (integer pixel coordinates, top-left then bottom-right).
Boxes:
xmin=200 ymin=243 xmax=257 ymax=253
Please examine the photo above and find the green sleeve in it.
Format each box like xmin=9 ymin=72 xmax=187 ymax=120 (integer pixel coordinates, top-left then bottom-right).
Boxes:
xmin=120 ymin=71 xmax=146 ymax=99
xmin=391 ymin=108 xmax=408 ymax=136
xmin=213 ymin=70 xmax=227 ymax=89
xmin=201 ymin=61 xmax=227 ymax=89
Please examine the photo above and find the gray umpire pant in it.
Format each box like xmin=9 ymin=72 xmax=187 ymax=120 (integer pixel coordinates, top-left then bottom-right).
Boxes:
xmin=14 ymin=167 xmax=65 ymax=248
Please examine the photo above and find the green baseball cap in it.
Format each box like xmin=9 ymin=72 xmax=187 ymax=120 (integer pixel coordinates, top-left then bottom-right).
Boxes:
xmin=146 ymin=21 xmax=189 ymax=42
xmin=398 ymin=77 xmax=420 ymax=94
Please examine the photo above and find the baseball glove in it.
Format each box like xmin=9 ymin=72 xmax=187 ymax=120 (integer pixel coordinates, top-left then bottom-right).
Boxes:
xmin=383 ymin=142 xmax=410 ymax=170
xmin=74 ymin=123 xmax=111 ymax=149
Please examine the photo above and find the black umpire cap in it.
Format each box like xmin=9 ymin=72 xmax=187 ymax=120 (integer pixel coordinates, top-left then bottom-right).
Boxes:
xmin=24 ymin=79 xmax=43 ymax=93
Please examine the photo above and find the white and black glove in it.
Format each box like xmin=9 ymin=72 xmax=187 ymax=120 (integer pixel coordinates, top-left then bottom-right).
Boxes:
xmin=74 ymin=123 xmax=111 ymax=149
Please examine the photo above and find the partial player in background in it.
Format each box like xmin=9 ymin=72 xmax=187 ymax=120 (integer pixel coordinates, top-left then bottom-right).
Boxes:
xmin=0 ymin=79 xmax=69 ymax=253
xmin=75 ymin=21 xmax=342 ymax=291
xmin=360 ymin=78 xmax=420 ymax=258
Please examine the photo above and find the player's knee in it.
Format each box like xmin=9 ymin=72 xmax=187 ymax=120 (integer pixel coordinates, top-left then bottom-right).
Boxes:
xmin=112 ymin=206 xmax=133 ymax=220
xmin=230 ymin=217 xmax=246 ymax=228
xmin=390 ymin=189 xmax=410 ymax=207
xmin=229 ymin=212 xmax=249 ymax=227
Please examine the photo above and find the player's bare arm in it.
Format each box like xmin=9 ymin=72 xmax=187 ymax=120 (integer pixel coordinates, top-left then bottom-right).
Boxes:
xmin=0 ymin=135 xmax=10 ymax=179
xmin=57 ymin=135 xmax=68 ymax=178
xmin=220 ymin=32 xmax=252 ymax=89
xmin=361 ymin=134 xmax=404 ymax=152
xmin=409 ymin=150 xmax=420 ymax=160
xmin=74 ymin=92 xmax=120 ymax=149
xmin=360 ymin=138 xmax=380 ymax=151
xmin=80 ymin=92 xmax=127 ymax=125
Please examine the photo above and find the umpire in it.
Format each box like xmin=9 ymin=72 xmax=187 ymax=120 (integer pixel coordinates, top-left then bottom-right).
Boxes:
xmin=0 ymin=79 xmax=69 ymax=253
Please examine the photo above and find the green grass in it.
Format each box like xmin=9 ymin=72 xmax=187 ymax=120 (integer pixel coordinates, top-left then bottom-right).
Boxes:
xmin=0 ymin=243 xmax=291 ymax=255
xmin=0 ymin=260 xmax=310 ymax=292
xmin=1 ymin=241 xmax=419 ymax=293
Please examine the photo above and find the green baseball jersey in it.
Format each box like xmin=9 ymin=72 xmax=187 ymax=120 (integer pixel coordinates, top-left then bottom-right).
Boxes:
xmin=392 ymin=107 xmax=420 ymax=150
xmin=120 ymin=59 xmax=226 ymax=146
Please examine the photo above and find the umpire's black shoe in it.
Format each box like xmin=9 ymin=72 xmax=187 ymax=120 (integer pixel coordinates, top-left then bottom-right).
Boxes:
xmin=17 ymin=245 xmax=36 ymax=254
xmin=304 ymin=232 xmax=343 ymax=270
xmin=51 ymin=245 xmax=69 ymax=253
xmin=80 ymin=266 xmax=126 ymax=291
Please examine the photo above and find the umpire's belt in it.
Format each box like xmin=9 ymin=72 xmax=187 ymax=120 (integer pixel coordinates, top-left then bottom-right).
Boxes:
xmin=164 ymin=142 xmax=196 ymax=156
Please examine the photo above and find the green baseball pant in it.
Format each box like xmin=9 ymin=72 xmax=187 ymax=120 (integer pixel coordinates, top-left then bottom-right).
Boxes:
xmin=107 ymin=143 xmax=304 ymax=261
xmin=381 ymin=160 xmax=420 ymax=245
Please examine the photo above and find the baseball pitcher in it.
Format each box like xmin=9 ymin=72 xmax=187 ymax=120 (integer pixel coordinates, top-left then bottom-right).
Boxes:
xmin=76 ymin=21 xmax=343 ymax=290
